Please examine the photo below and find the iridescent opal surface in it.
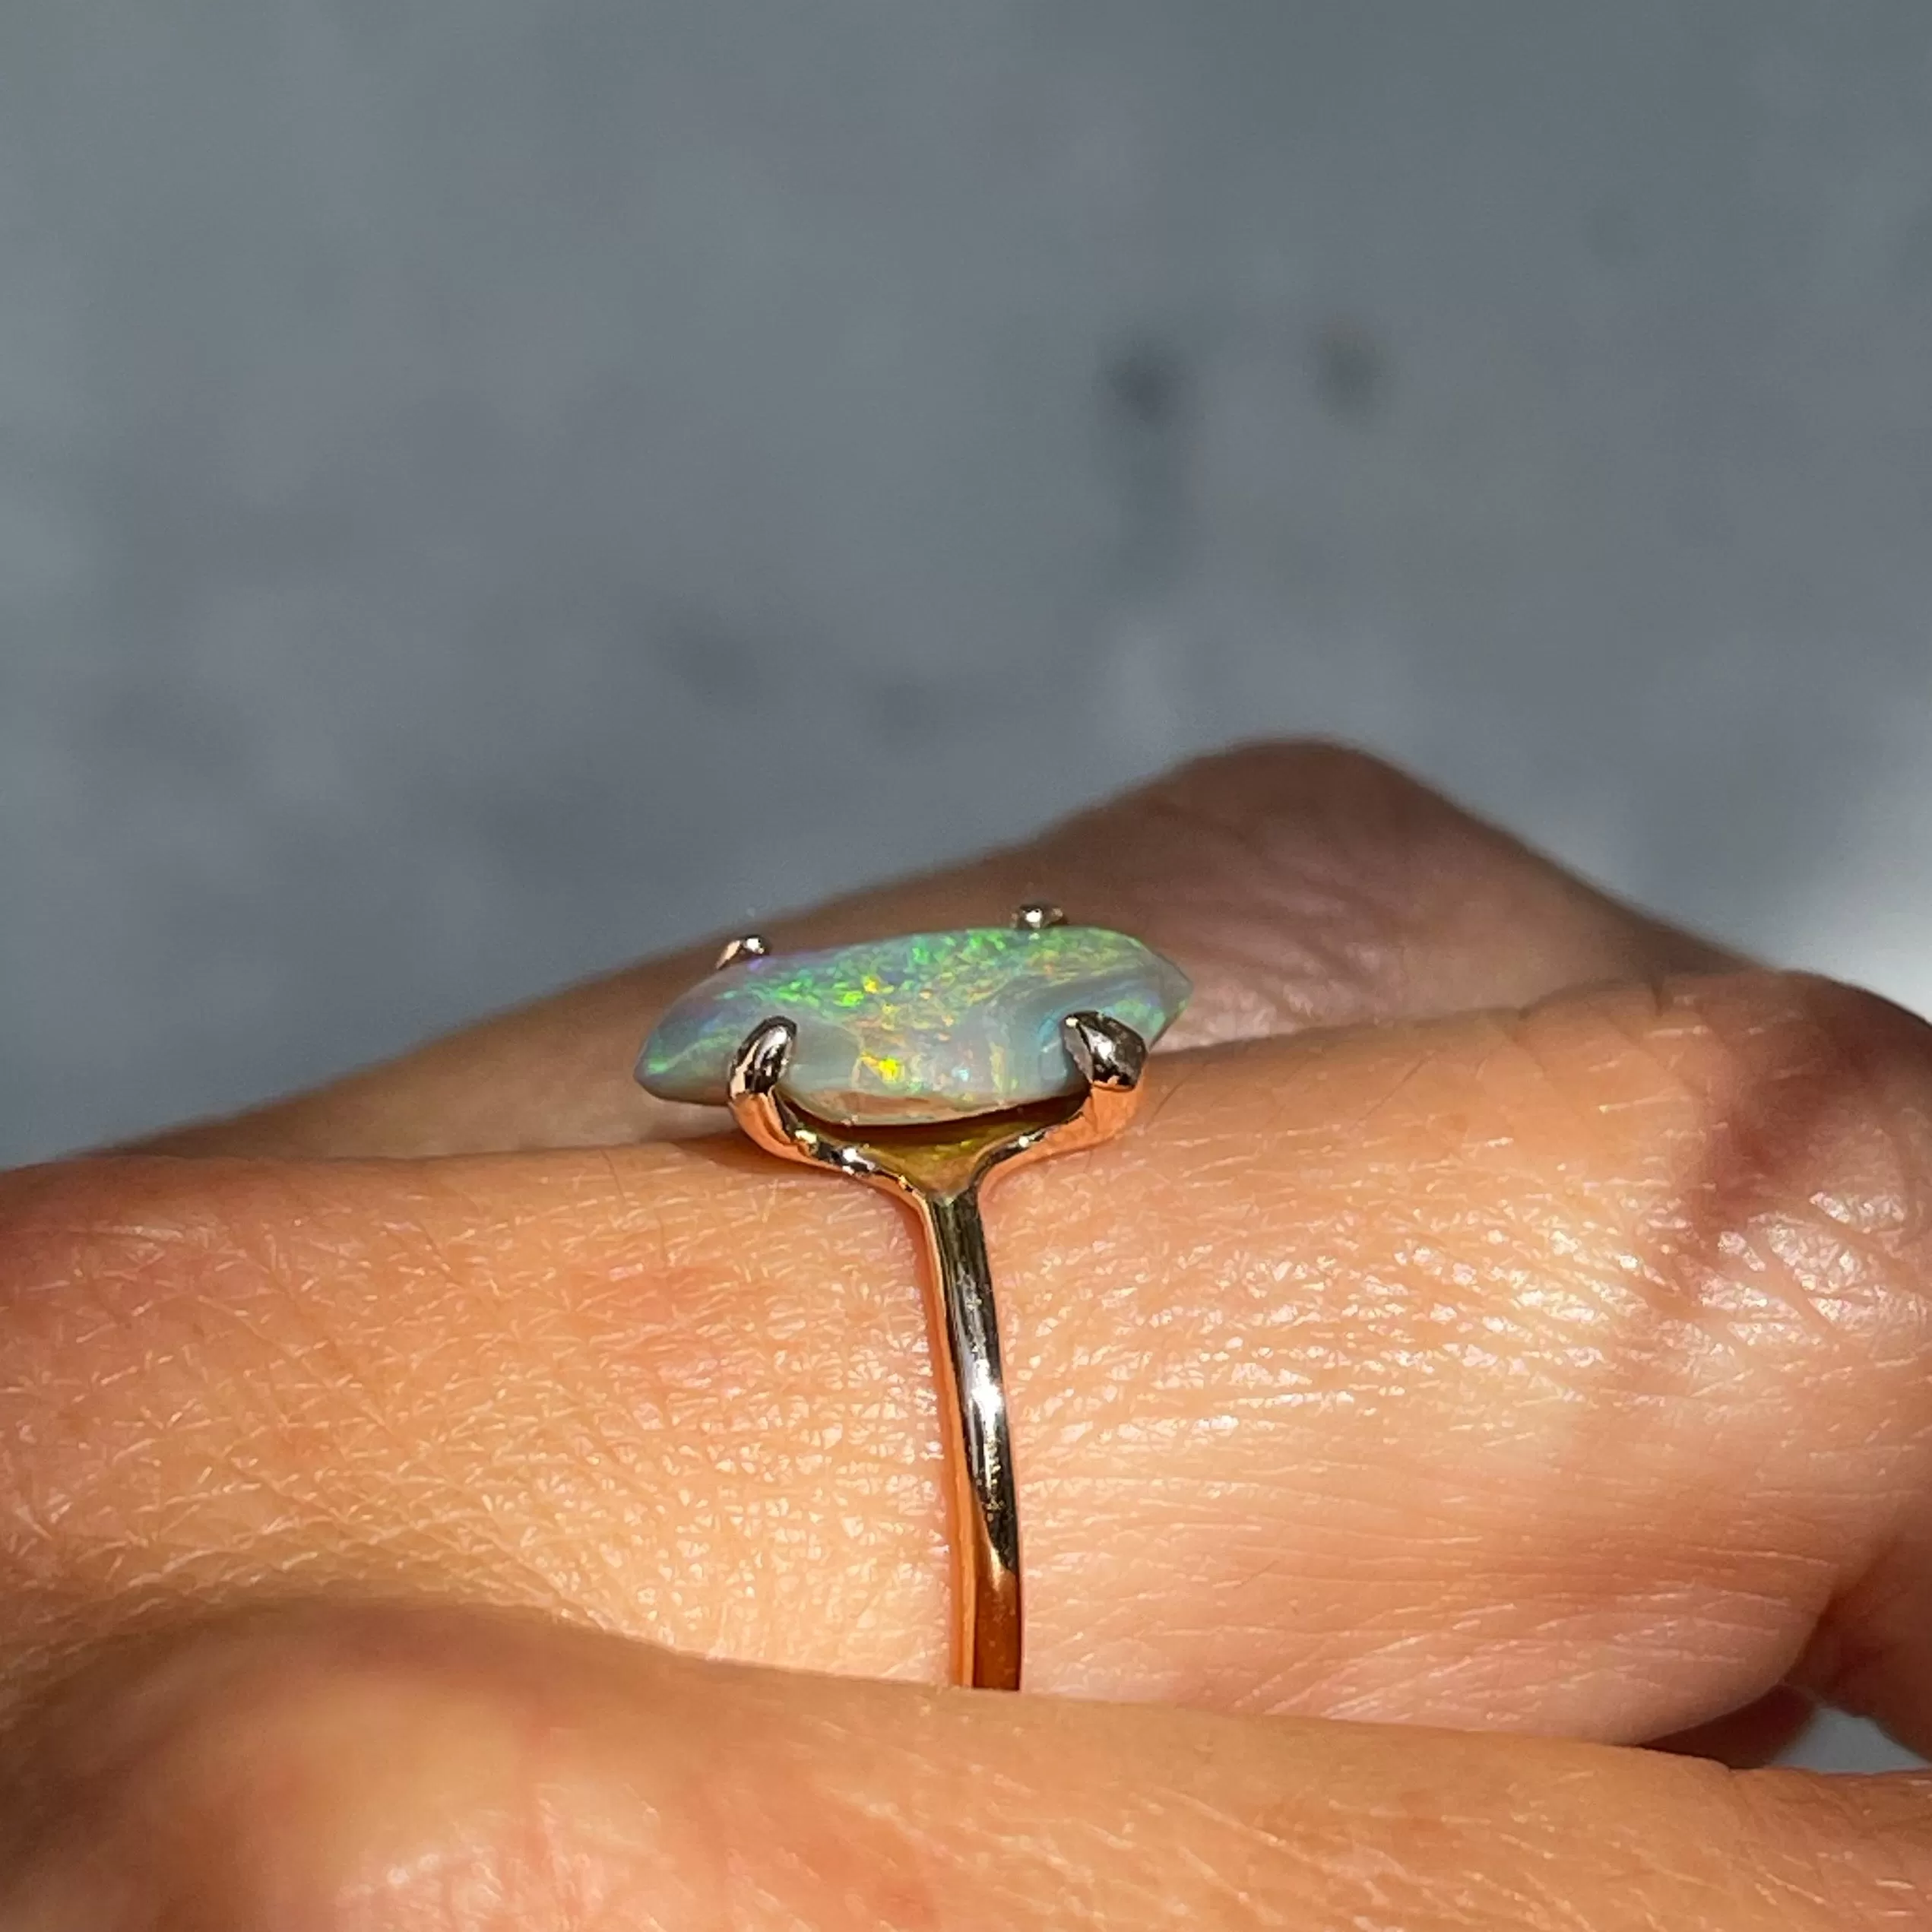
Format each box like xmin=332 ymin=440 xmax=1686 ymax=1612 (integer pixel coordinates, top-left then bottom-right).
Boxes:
xmin=637 ymin=925 xmax=1190 ymax=1123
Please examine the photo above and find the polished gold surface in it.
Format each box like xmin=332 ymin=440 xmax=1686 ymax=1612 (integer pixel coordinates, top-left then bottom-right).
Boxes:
xmin=1012 ymin=900 xmax=1066 ymax=931
xmin=726 ymin=1002 xmax=1148 ymax=1690
xmin=712 ymin=932 xmax=770 ymax=971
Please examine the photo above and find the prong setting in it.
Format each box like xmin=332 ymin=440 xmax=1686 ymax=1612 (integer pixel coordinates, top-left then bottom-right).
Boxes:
xmin=1061 ymin=1010 xmax=1146 ymax=1091
xmin=1012 ymin=901 xmax=1066 ymax=932
xmin=714 ymin=933 xmax=770 ymax=971
xmin=727 ymin=1015 xmax=796 ymax=1102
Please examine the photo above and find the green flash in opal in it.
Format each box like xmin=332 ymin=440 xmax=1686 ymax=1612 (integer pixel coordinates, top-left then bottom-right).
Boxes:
xmin=636 ymin=925 xmax=1190 ymax=1124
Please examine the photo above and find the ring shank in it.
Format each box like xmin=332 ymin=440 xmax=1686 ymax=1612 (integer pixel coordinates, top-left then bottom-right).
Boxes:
xmin=715 ymin=1006 xmax=1151 ymax=1693
xmin=914 ymin=1185 xmax=1022 ymax=1690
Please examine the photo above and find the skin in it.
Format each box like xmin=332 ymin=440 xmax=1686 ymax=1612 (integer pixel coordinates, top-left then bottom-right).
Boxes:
xmin=2 ymin=741 xmax=1930 ymax=1927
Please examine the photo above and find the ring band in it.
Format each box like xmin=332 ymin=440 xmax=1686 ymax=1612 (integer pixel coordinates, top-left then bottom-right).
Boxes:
xmin=635 ymin=906 xmax=1189 ymax=1689
xmin=914 ymin=1180 xmax=1022 ymax=1685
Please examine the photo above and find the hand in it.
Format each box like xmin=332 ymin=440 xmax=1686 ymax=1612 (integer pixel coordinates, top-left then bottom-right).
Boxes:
xmin=2 ymin=743 xmax=1928 ymax=1927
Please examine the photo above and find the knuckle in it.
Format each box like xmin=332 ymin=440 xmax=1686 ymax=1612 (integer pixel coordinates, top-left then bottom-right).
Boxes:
xmin=1682 ymin=971 xmax=1932 ymax=1234
xmin=1111 ymin=740 xmax=1490 ymax=946
xmin=1525 ymin=969 xmax=1932 ymax=1373
xmin=1142 ymin=736 xmax=1453 ymax=834
xmin=1126 ymin=738 xmax=1541 ymax=950
xmin=1025 ymin=739 xmax=1499 ymax=1035
xmin=1528 ymin=968 xmax=1932 ymax=1219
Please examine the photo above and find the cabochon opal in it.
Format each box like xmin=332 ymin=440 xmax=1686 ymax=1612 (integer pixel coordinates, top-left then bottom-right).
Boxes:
xmin=636 ymin=925 xmax=1190 ymax=1125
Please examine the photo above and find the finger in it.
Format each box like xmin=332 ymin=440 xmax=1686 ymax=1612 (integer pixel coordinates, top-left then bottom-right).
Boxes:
xmin=2 ymin=1603 xmax=1926 ymax=1932
xmin=138 ymin=741 xmax=1735 ymax=1157
xmin=13 ymin=970 xmax=1932 ymax=1753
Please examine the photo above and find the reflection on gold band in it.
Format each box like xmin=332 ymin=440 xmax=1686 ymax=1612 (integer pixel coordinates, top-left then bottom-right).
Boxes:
xmin=725 ymin=1007 xmax=1148 ymax=1690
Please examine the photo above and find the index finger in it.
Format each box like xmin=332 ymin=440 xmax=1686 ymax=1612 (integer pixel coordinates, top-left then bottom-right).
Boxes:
xmin=17 ymin=970 xmax=1932 ymax=1759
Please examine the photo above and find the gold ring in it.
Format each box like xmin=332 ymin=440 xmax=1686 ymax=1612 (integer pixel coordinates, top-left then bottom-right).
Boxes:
xmin=635 ymin=904 xmax=1190 ymax=1689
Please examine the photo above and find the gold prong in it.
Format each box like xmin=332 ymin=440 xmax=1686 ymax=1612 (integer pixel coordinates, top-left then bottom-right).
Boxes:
xmin=1060 ymin=1010 xmax=1145 ymax=1091
xmin=714 ymin=933 xmax=770 ymax=971
xmin=1012 ymin=901 xmax=1066 ymax=932
xmin=726 ymin=1015 xmax=817 ymax=1169
xmin=726 ymin=1014 xmax=794 ymax=1101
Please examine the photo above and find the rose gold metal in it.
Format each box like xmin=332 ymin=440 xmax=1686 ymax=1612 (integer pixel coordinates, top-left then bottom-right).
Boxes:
xmin=726 ymin=1008 xmax=1147 ymax=1690
xmin=1012 ymin=901 xmax=1066 ymax=931
xmin=714 ymin=933 xmax=770 ymax=970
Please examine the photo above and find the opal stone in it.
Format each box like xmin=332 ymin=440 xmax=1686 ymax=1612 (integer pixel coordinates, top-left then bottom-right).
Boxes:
xmin=636 ymin=925 xmax=1190 ymax=1124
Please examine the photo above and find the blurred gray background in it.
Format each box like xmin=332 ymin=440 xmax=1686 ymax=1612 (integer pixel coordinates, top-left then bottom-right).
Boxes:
xmin=2 ymin=2 xmax=1930 ymax=1767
